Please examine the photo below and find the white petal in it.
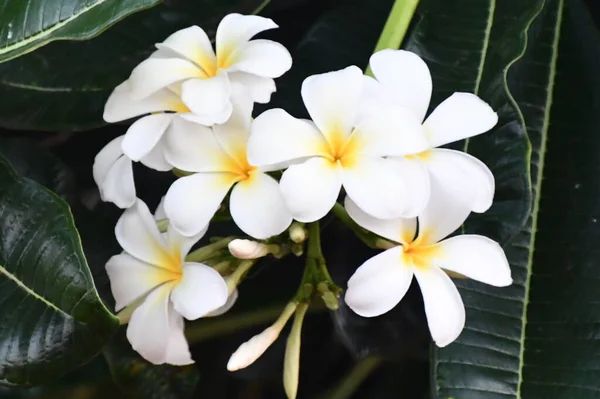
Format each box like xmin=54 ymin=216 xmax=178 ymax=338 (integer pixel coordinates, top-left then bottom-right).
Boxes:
xmin=156 ymin=25 xmax=217 ymax=76
xmin=171 ymin=262 xmax=229 ymax=320
xmin=140 ymin=137 xmax=172 ymax=172
xmin=106 ymin=253 xmax=174 ymax=311
xmin=341 ymin=156 xmax=411 ymax=219
xmin=279 ymin=157 xmax=342 ymax=223
xmin=351 ymin=105 xmax=429 ymax=157
xmin=413 ymin=266 xmax=465 ymax=347
xmin=229 ymin=172 xmax=293 ymax=239
xmin=426 ymin=148 xmax=495 ymax=213
xmin=164 ymin=173 xmax=237 ymax=236
xmin=93 ymin=136 xmax=124 ymax=190
xmin=357 ymin=75 xmax=390 ymax=122
xmin=103 ymin=81 xmax=185 ymax=123
xmin=388 ymin=157 xmax=430 ymax=217
xmin=115 ymin=199 xmax=170 ymax=266
xmin=222 ymin=84 xmax=254 ymax=131
xmin=166 ymin=223 xmax=207 ymax=263
xmin=248 ymin=109 xmax=326 ymax=167
xmin=155 ymin=196 xmax=167 ymax=220
xmin=207 ymin=289 xmax=238 ymax=317
xmin=229 ymin=72 xmax=276 ymax=103
xmin=228 ymin=239 xmax=270 ymax=259
xmin=345 ymin=247 xmax=414 ymax=317
xmin=417 ymin=166 xmax=476 ymax=245
xmin=433 ymin=235 xmax=512 ymax=286
xmin=344 ymin=197 xmax=416 ymax=245
xmin=424 ymin=93 xmax=499 ymax=148
xmin=164 ymin=117 xmax=230 ymax=172
xmin=127 ymin=283 xmax=191 ymax=365
xmin=229 ymin=39 xmax=292 ymax=78
xmin=129 ymin=58 xmax=203 ymax=100
xmin=369 ymin=49 xmax=432 ymax=122
xmin=164 ymin=311 xmax=194 ymax=365
xmin=227 ymin=325 xmax=280 ymax=371
xmin=121 ymin=113 xmax=175 ymax=161
xmin=100 ymin=155 xmax=136 ymax=209
xmin=217 ymin=14 xmax=278 ymax=66
xmin=180 ymin=72 xmax=232 ymax=124
xmin=212 ymin=96 xmax=252 ymax=167
xmin=301 ymin=66 xmax=363 ymax=142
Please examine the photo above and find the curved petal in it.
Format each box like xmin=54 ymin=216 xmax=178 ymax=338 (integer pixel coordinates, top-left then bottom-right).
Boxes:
xmin=166 ymin=223 xmax=207 ymax=263
xmin=424 ymin=93 xmax=498 ymax=148
xmin=248 ymin=109 xmax=326 ymax=167
xmin=345 ymin=246 xmax=414 ymax=317
xmin=164 ymin=172 xmax=237 ymax=236
xmin=351 ymin=105 xmax=428 ymax=157
xmin=93 ymin=136 xmax=124 ymax=189
xmin=164 ymin=311 xmax=194 ymax=365
xmin=129 ymin=58 xmax=203 ymax=100
xmin=344 ymin=197 xmax=416 ymax=245
xmin=127 ymin=283 xmax=192 ymax=365
xmin=426 ymin=148 xmax=495 ymax=213
xmin=369 ymin=49 xmax=432 ymax=123
xmin=279 ymin=157 xmax=342 ymax=223
xmin=229 ymin=72 xmax=276 ymax=103
xmin=388 ymin=157 xmax=430 ymax=217
xmin=206 ymin=289 xmax=238 ymax=317
xmin=180 ymin=71 xmax=232 ymax=124
xmin=433 ymin=235 xmax=512 ymax=286
xmin=357 ymin=75 xmax=389 ymax=122
xmin=100 ymin=155 xmax=136 ymax=209
xmin=413 ymin=265 xmax=465 ymax=347
xmin=217 ymin=14 xmax=278 ymax=66
xmin=212 ymin=97 xmax=252 ymax=169
xmin=417 ymin=165 xmax=475 ymax=245
xmin=229 ymin=39 xmax=292 ymax=78
xmin=164 ymin=117 xmax=230 ymax=172
xmin=116 ymin=199 xmax=171 ymax=266
xmin=140 ymin=137 xmax=172 ymax=172
xmin=156 ymin=25 xmax=217 ymax=76
xmin=106 ymin=253 xmax=175 ymax=311
xmin=122 ymin=113 xmax=175 ymax=161
xmin=230 ymin=172 xmax=293 ymax=239
xmin=171 ymin=262 xmax=229 ymax=320
xmin=342 ymin=156 xmax=411 ymax=220
xmin=301 ymin=66 xmax=363 ymax=142
xmin=103 ymin=81 xmax=183 ymax=122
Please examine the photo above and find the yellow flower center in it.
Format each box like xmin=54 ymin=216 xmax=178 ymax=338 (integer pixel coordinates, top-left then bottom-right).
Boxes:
xmin=322 ymin=129 xmax=361 ymax=168
xmin=405 ymin=150 xmax=432 ymax=161
xmin=400 ymin=231 xmax=439 ymax=269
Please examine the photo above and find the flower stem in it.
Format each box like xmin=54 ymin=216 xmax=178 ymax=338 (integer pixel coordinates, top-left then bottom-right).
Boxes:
xmin=186 ymin=237 xmax=235 ymax=263
xmin=318 ymin=356 xmax=382 ymax=399
xmin=284 ymin=303 xmax=309 ymax=399
xmin=226 ymin=260 xmax=255 ymax=293
xmin=365 ymin=0 xmax=421 ymax=76
xmin=331 ymin=203 xmax=378 ymax=248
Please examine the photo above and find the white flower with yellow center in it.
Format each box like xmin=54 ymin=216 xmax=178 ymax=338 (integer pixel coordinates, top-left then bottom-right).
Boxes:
xmin=343 ymin=185 xmax=512 ymax=347
xmin=247 ymin=66 xmax=429 ymax=222
xmin=362 ymin=49 xmax=499 ymax=213
xmin=128 ymin=14 xmax=292 ymax=125
xmin=163 ymin=94 xmax=293 ymax=239
xmin=106 ymin=199 xmax=229 ymax=364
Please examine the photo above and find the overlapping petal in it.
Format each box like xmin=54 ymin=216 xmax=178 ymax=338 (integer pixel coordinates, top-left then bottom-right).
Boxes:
xmin=229 ymin=72 xmax=276 ymax=103
xmin=180 ymin=71 xmax=232 ymax=124
xmin=93 ymin=136 xmax=136 ymax=209
xmin=129 ymin=58 xmax=203 ymax=100
xmin=171 ymin=263 xmax=229 ymax=320
xmin=156 ymin=25 xmax=216 ymax=75
xmin=345 ymin=247 xmax=414 ymax=317
xmin=229 ymin=39 xmax=292 ymax=78
xmin=122 ymin=113 xmax=175 ymax=161
xmin=216 ymin=14 xmax=278 ymax=66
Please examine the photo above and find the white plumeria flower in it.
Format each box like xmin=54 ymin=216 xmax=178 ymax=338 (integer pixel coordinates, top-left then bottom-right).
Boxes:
xmin=163 ymin=92 xmax=293 ymax=239
xmin=93 ymin=136 xmax=136 ymax=209
xmin=343 ymin=185 xmax=512 ymax=347
xmin=247 ymin=66 xmax=429 ymax=222
xmin=128 ymin=14 xmax=292 ymax=125
xmin=362 ymin=49 xmax=499 ymax=213
xmin=106 ymin=199 xmax=229 ymax=364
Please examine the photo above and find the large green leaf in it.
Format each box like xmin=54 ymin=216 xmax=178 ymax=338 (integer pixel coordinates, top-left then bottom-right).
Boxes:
xmin=0 ymin=0 xmax=161 ymax=63
xmin=0 ymin=154 xmax=119 ymax=386
xmin=0 ymin=0 xmax=268 ymax=132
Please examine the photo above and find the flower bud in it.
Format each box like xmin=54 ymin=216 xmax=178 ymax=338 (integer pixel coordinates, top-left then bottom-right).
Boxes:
xmin=288 ymin=223 xmax=307 ymax=243
xmin=227 ymin=302 xmax=297 ymax=371
xmin=284 ymin=303 xmax=309 ymax=399
xmin=228 ymin=239 xmax=270 ymax=259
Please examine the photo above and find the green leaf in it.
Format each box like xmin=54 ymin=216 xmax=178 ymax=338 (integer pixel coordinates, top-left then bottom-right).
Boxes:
xmin=0 ymin=0 xmax=269 ymax=132
xmin=419 ymin=0 xmax=600 ymax=397
xmin=0 ymin=154 xmax=119 ymax=386
xmin=0 ymin=0 xmax=162 ymax=63
xmin=103 ymin=330 xmax=200 ymax=399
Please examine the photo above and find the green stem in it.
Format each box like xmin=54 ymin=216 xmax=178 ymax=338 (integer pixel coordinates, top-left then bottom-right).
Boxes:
xmin=186 ymin=237 xmax=234 ymax=263
xmin=331 ymin=203 xmax=377 ymax=248
xmin=318 ymin=357 xmax=383 ymax=399
xmin=284 ymin=303 xmax=309 ymax=399
xmin=226 ymin=260 xmax=255 ymax=293
xmin=185 ymin=302 xmax=325 ymax=343
xmin=365 ymin=0 xmax=421 ymax=76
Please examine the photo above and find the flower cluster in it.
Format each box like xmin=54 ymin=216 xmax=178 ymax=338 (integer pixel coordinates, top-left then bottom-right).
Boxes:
xmin=97 ymin=13 xmax=512 ymax=395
